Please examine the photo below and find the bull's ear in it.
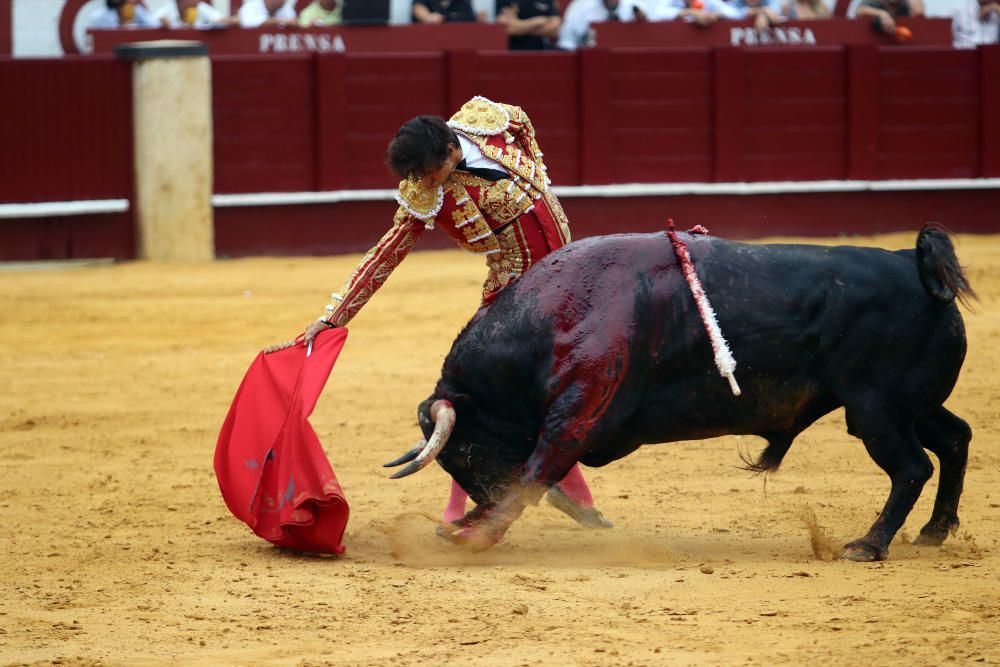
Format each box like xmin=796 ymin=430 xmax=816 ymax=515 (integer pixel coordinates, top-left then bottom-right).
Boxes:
xmin=417 ymin=397 xmax=436 ymax=431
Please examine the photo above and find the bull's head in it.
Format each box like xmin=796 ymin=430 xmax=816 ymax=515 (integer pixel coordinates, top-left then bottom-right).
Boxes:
xmin=384 ymin=394 xmax=522 ymax=508
xmin=382 ymin=398 xmax=456 ymax=479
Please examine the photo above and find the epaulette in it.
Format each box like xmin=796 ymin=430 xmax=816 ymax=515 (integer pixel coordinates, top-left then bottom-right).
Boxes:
xmin=447 ymin=96 xmax=510 ymax=137
xmin=395 ymin=179 xmax=443 ymax=226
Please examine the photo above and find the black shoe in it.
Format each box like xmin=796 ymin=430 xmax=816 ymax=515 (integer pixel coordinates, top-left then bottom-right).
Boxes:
xmin=545 ymin=486 xmax=613 ymax=529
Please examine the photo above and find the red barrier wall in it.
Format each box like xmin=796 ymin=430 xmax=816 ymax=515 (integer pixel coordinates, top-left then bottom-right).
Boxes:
xmin=206 ymin=45 xmax=996 ymax=195
xmin=3 ymin=45 xmax=1000 ymax=261
xmin=212 ymin=56 xmax=317 ymax=193
xmin=594 ymin=18 xmax=952 ymax=48
xmin=0 ymin=57 xmax=133 ymax=202
xmin=876 ymin=48 xmax=979 ymax=178
xmin=91 ymin=24 xmax=509 ymax=56
xmin=0 ymin=213 xmax=134 ymax=260
xmin=0 ymin=0 xmax=11 ymax=57
xmin=213 ymin=188 xmax=1000 ymax=258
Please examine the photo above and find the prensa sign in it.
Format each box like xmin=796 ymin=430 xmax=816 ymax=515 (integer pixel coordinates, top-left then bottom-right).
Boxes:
xmin=729 ymin=26 xmax=819 ymax=45
xmin=259 ymin=32 xmax=346 ymax=53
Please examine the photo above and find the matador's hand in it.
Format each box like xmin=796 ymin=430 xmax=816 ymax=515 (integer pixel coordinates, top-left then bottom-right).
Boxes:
xmin=303 ymin=320 xmax=334 ymax=345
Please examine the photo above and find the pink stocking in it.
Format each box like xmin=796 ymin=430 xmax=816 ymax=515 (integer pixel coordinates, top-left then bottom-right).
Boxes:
xmin=443 ymin=479 xmax=468 ymax=524
xmin=555 ymin=463 xmax=594 ymax=508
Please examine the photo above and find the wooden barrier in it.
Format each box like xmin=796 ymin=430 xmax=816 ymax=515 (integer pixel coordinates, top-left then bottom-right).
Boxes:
xmin=3 ymin=44 xmax=999 ymax=260
xmin=594 ymin=18 xmax=952 ymax=48
xmin=90 ymin=24 xmax=508 ymax=56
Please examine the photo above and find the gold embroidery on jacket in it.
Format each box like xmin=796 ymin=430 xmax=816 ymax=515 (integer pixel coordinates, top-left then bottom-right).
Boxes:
xmin=476 ymin=179 xmax=533 ymax=224
xmin=443 ymin=181 xmax=499 ymax=255
xmin=396 ymin=179 xmax=443 ymax=222
xmin=449 ymin=97 xmax=509 ymax=136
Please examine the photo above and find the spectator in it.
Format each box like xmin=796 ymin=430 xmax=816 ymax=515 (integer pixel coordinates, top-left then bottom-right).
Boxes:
xmin=299 ymin=0 xmax=343 ymax=26
xmin=630 ymin=0 xmax=741 ymax=26
xmin=854 ymin=0 xmax=923 ymax=35
xmin=952 ymin=0 xmax=999 ymax=47
xmin=155 ymin=0 xmax=237 ymax=28
xmin=497 ymin=0 xmax=562 ymax=49
xmin=557 ymin=0 xmax=631 ymax=50
xmin=782 ymin=0 xmax=831 ymax=17
xmin=412 ymin=0 xmax=484 ymax=22
xmin=238 ymin=0 xmax=297 ymax=27
xmin=730 ymin=0 xmax=785 ymax=28
xmin=89 ymin=0 xmax=162 ymax=28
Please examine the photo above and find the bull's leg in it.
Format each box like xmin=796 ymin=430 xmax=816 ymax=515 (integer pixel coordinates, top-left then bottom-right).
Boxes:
xmin=447 ymin=434 xmax=586 ymax=550
xmin=450 ymin=322 xmax=631 ymax=550
xmin=913 ymin=407 xmax=971 ymax=546
xmin=842 ymin=410 xmax=934 ymax=561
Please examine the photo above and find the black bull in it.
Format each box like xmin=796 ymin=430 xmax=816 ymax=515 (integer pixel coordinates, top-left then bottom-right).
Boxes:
xmin=390 ymin=225 xmax=974 ymax=561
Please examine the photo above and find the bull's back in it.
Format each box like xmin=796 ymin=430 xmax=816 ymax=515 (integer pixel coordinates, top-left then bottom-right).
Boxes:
xmin=444 ymin=233 xmax=965 ymax=434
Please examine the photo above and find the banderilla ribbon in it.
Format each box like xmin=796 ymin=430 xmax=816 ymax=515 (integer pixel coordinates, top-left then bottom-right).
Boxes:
xmin=666 ymin=220 xmax=741 ymax=397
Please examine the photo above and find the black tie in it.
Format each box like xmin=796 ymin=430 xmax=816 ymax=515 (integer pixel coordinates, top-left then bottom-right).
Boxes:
xmin=456 ymin=158 xmax=509 ymax=183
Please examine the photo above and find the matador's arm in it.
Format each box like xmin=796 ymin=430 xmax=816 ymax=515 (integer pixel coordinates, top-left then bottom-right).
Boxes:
xmin=321 ymin=208 xmax=424 ymax=327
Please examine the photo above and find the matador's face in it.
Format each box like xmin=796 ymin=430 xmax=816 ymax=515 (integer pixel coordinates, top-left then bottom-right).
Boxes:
xmin=418 ymin=143 xmax=463 ymax=189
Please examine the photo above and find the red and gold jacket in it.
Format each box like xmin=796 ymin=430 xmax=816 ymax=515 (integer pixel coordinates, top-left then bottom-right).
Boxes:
xmin=320 ymin=96 xmax=573 ymax=327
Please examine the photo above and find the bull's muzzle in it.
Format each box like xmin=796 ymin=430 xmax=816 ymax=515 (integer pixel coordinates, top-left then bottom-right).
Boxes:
xmin=383 ymin=399 xmax=455 ymax=479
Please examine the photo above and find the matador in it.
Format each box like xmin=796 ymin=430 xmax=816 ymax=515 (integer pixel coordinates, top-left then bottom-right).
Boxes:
xmin=303 ymin=96 xmax=612 ymax=532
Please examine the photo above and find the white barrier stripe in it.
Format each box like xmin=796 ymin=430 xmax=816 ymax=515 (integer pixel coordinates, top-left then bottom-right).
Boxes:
xmin=4 ymin=178 xmax=997 ymax=217
xmin=209 ymin=179 xmax=1000 ymax=207
xmin=0 ymin=199 xmax=130 ymax=219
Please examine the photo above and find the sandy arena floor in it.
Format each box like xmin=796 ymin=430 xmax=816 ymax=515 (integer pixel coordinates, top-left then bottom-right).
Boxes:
xmin=1 ymin=231 xmax=999 ymax=666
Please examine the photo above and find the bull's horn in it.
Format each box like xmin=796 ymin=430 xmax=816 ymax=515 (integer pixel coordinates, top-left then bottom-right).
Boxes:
xmin=383 ymin=442 xmax=425 ymax=468
xmin=387 ymin=400 xmax=455 ymax=480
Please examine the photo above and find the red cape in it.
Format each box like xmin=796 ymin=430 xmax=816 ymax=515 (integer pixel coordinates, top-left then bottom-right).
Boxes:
xmin=214 ymin=328 xmax=350 ymax=555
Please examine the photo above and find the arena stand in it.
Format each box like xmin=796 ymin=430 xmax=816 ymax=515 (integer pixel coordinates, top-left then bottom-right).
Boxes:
xmin=1 ymin=33 xmax=998 ymax=260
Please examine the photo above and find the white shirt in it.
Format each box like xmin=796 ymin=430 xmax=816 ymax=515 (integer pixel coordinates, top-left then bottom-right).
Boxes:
xmin=953 ymin=0 xmax=1000 ymax=48
xmin=88 ymin=6 xmax=161 ymax=29
xmin=238 ymin=0 xmax=297 ymax=27
xmin=557 ymin=0 xmax=634 ymax=50
xmin=456 ymin=133 xmax=509 ymax=174
xmin=155 ymin=2 xmax=226 ymax=28
xmin=630 ymin=0 xmax=742 ymax=20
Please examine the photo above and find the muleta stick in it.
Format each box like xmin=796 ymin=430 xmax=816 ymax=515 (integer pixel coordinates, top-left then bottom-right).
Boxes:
xmin=666 ymin=220 xmax=742 ymax=396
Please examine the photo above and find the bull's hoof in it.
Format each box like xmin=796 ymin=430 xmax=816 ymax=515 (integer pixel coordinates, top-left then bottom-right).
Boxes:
xmin=435 ymin=521 xmax=462 ymax=541
xmin=434 ymin=521 xmax=504 ymax=551
xmin=545 ymin=487 xmax=614 ymax=530
xmin=913 ymin=518 xmax=958 ymax=546
xmin=913 ymin=531 xmax=947 ymax=547
xmin=449 ymin=525 xmax=503 ymax=551
xmin=840 ymin=539 xmax=887 ymax=562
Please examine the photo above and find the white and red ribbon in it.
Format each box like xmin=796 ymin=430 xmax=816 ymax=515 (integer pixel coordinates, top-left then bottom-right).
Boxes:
xmin=666 ymin=220 xmax=741 ymax=397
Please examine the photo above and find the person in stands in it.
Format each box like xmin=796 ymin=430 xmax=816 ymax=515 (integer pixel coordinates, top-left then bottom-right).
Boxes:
xmin=496 ymin=0 xmax=563 ymax=49
xmin=412 ymin=0 xmax=485 ymax=22
xmin=88 ymin=0 xmax=162 ymax=28
xmin=238 ymin=0 xmax=297 ymax=27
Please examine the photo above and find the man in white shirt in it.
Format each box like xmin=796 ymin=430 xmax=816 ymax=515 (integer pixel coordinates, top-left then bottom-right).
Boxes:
xmin=953 ymin=0 xmax=1000 ymax=48
xmin=156 ymin=0 xmax=236 ymax=28
xmin=88 ymin=0 xmax=162 ymax=29
xmin=238 ymin=0 xmax=298 ymax=27
xmin=557 ymin=0 xmax=635 ymax=50
xmin=631 ymin=0 xmax=742 ymax=24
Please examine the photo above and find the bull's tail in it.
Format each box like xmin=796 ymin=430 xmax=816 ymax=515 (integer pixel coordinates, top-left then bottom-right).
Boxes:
xmin=739 ymin=436 xmax=793 ymax=475
xmin=916 ymin=223 xmax=977 ymax=308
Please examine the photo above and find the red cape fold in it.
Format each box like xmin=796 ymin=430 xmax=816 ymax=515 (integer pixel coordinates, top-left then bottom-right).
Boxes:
xmin=214 ymin=328 xmax=350 ymax=555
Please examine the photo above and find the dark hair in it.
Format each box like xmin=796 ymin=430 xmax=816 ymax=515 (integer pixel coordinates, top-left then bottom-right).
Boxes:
xmin=386 ymin=115 xmax=458 ymax=180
